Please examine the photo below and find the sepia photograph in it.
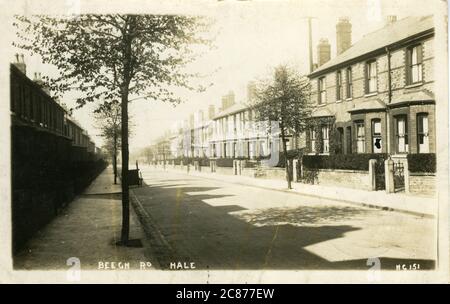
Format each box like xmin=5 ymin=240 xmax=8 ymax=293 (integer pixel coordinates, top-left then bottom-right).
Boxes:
xmin=0 ymin=0 xmax=448 ymax=284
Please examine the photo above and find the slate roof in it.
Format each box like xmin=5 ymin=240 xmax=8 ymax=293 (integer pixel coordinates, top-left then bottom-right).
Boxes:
xmin=348 ymin=99 xmax=386 ymax=113
xmin=310 ymin=15 xmax=434 ymax=77
xmin=311 ymin=107 xmax=335 ymax=117
xmin=389 ymin=89 xmax=435 ymax=106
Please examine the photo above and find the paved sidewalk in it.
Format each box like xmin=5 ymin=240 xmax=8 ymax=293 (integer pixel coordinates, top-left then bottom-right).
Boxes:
xmin=14 ymin=166 xmax=155 ymax=270
xmin=151 ymin=166 xmax=437 ymax=218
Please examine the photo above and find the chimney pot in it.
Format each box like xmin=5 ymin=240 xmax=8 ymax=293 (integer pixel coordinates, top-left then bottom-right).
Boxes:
xmin=208 ymin=105 xmax=215 ymax=120
xmin=221 ymin=91 xmax=235 ymax=111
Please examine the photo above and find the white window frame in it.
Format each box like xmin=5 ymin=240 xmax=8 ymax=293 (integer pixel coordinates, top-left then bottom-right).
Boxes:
xmin=322 ymin=125 xmax=330 ymax=154
xmin=417 ymin=113 xmax=429 ymax=153
xmin=356 ymin=122 xmax=365 ymax=153
xmin=366 ymin=61 xmax=377 ymax=93
xmin=318 ymin=77 xmax=326 ymax=104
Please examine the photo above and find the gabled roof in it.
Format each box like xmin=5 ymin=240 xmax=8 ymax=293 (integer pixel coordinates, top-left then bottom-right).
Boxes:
xmin=310 ymin=15 xmax=434 ymax=77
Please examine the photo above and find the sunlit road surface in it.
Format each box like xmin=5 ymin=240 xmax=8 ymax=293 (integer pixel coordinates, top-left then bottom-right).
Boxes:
xmin=131 ymin=167 xmax=436 ymax=270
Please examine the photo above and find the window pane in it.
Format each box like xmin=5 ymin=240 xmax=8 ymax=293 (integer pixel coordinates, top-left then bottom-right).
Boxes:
xmin=422 ymin=115 xmax=428 ymax=133
xmin=398 ymin=118 xmax=405 ymax=134
xmin=373 ymin=121 xmax=381 ymax=134
xmin=418 ymin=115 xmax=424 ymax=133
xmin=412 ymin=47 xmax=418 ymax=65
xmin=357 ymin=124 xmax=364 ymax=136
xmin=417 ymin=64 xmax=422 ymax=82
xmin=370 ymin=62 xmax=377 ymax=77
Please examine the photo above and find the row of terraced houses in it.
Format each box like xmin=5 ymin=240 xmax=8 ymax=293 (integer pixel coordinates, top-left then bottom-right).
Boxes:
xmin=150 ymin=15 xmax=436 ymax=195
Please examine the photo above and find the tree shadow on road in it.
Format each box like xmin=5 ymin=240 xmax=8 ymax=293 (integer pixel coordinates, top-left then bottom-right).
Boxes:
xmin=132 ymin=181 xmax=435 ymax=271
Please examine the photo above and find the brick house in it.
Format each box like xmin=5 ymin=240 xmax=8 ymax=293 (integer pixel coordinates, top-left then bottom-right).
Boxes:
xmin=209 ymin=90 xmax=273 ymax=159
xmin=307 ymin=16 xmax=435 ymax=157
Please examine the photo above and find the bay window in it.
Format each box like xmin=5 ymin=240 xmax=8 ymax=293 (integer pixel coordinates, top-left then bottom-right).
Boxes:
xmin=356 ymin=121 xmax=365 ymax=153
xmin=395 ymin=115 xmax=409 ymax=153
xmin=417 ymin=113 xmax=429 ymax=153
xmin=321 ymin=125 xmax=330 ymax=154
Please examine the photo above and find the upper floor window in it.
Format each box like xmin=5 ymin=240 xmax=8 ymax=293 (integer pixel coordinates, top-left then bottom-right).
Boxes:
xmin=318 ymin=77 xmax=326 ymax=104
xmin=346 ymin=67 xmax=352 ymax=99
xmin=407 ymin=44 xmax=423 ymax=84
xmin=336 ymin=71 xmax=343 ymax=101
xmin=365 ymin=60 xmax=377 ymax=93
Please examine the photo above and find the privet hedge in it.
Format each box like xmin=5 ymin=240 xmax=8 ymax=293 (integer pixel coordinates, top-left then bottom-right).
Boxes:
xmin=407 ymin=153 xmax=436 ymax=173
xmin=216 ymin=158 xmax=234 ymax=167
xmin=302 ymin=154 xmax=388 ymax=171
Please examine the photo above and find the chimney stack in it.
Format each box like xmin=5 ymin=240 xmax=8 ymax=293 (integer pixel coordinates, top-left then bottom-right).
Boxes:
xmin=247 ymin=81 xmax=256 ymax=102
xmin=336 ymin=17 xmax=352 ymax=56
xmin=14 ymin=53 xmax=27 ymax=75
xmin=386 ymin=15 xmax=397 ymax=25
xmin=197 ymin=110 xmax=204 ymax=124
xmin=208 ymin=105 xmax=215 ymax=120
xmin=317 ymin=38 xmax=331 ymax=67
xmin=221 ymin=91 xmax=235 ymax=111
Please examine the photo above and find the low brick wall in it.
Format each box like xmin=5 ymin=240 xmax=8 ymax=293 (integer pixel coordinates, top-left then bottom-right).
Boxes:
xmin=303 ymin=169 xmax=371 ymax=191
xmin=409 ymin=173 xmax=436 ymax=196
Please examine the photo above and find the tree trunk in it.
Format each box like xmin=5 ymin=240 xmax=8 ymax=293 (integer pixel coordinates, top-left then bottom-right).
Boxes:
xmin=280 ymin=127 xmax=292 ymax=189
xmin=120 ymin=89 xmax=130 ymax=245
xmin=113 ymin=132 xmax=117 ymax=185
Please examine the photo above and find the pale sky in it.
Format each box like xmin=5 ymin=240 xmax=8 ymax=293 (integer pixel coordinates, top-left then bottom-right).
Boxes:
xmin=2 ymin=0 xmax=440 ymax=153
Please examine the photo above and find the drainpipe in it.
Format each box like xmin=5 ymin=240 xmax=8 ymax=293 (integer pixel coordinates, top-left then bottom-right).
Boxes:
xmin=385 ymin=46 xmax=392 ymax=155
